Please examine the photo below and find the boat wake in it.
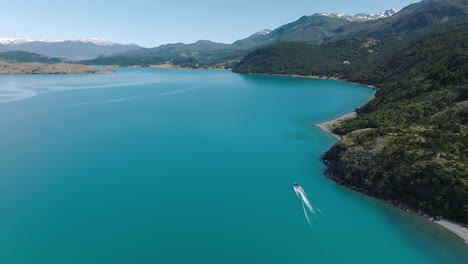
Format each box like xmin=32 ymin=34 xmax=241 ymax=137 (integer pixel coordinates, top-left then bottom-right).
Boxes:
xmin=293 ymin=184 xmax=322 ymax=224
xmin=53 ymin=86 xmax=200 ymax=108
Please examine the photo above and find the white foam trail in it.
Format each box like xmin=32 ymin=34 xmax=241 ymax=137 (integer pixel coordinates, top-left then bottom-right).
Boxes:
xmin=0 ymin=87 xmax=38 ymax=103
xmin=294 ymin=186 xmax=300 ymax=198
xmin=317 ymin=208 xmax=325 ymax=216
xmin=33 ymin=80 xmax=163 ymax=92
xmin=301 ymin=201 xmax=311 ymax=224
xmin=53 ymin=86 xmax=200 ymax=108
xmin=0 ymin=79 xmax=168 ymax=104
xmin=54 ymin=96 xmax=139 ymax=108
xmin=296 ymin=186 xmax=315 ymax=214
xmin=294 ymin=184 xmax=323 ymax=224
xmin=153 ymin=86 xmax=199 ymax=96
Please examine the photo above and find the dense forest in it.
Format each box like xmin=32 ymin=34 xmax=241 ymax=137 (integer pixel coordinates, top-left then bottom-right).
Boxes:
xmin=325 ymin=24 xmax=468 ymax=223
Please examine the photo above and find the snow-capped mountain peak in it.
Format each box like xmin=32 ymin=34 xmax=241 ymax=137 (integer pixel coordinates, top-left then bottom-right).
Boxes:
xmin=317 ymin=8 xmax=398 ymax=22
xmin=0 ymin=37 xmax=115 ymax=46
xmin=0 ymin=38 xmax=34 ymax=45
xmin=253 ymin=29 xmax=272 ymax=36
xmin=76 ymin=37 xmax=114 ymax=46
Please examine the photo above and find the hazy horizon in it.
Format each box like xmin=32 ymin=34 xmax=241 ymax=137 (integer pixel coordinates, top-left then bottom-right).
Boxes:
xmin=1 ymin=0 xmax=418 ymax=48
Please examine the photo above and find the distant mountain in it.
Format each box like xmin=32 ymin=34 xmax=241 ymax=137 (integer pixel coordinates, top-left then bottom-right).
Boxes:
xmin=123 ymin=40 xmax=232 ymax=57
xmin=82 ymin=7 xmax=399 ymax=67
xmin=82 ymin=40 xmax=246 ymax=68
xmin=0 ymin=38 xmax=141 ymax=60
xmin=0 ymin=50 xmax=64 ymax=64
xmin=0 ymin=45 xmax=7 ymax=53
xmin=232 ymin=15 xmax=352 ymax=48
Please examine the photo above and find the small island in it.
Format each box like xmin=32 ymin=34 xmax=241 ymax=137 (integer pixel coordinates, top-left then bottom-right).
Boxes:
xmin=0 ymin=62 xmax=116 ymax=74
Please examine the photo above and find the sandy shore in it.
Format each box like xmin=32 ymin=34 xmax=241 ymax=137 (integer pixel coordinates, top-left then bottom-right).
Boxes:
xmin=433 ymin=219 xmax=468 ymax=244
xmin=142 ymin=64 xmax=228 ymax=70
xmin=314 ymin=112 xmax=357 ymax=140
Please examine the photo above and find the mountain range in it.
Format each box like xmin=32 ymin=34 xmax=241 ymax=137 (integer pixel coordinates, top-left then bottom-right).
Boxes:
xmin=79 ymin=8 xmax=399 ymax=67
xmin=0 ymin=37 xmax=140 ymax=60
xmin=0 ymin=9 xmax=399 ymax=65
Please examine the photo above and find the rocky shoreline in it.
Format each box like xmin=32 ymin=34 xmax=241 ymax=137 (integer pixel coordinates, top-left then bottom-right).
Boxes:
xmin=0 ymin=62 xmax=117 ymax=74
xmin=322 ymin=161 xmax=468 ymax=244
xmin=316 ymin=109 xmax=468 ymax=245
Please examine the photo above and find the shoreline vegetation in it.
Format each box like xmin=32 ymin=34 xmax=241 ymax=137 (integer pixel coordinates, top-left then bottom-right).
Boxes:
xmin=247 ymin=72 xmax=468 ymax=244
xmin=99 ymin=64 xmax=229 ymax=71
xmin=141 ymin=64 xmax=228 ymax=70
xmin=0 ymin=62 xmax=117 ymax=74
xmin=317 ymin=108 xmax=468 ymax=245
xmin=310 ymin=79 xmax=468 ymax=244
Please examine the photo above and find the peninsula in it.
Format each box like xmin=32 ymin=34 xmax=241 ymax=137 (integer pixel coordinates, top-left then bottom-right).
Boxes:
xmin=0 ymin=62 xmax=116 ymax=74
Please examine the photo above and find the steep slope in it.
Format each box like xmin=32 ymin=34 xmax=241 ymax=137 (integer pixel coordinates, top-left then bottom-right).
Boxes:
xmin=234 ymin=0 xmax=468 ymax=76
xmin=0 ymin=50 xmax=63 ymax=64
xmin=233 ymin=15 xmax=351 ymax=48
xmin=325 ymin=24 xmax=468 ymax=223
xmin=232 ymin=38 xmax=384 ymax=78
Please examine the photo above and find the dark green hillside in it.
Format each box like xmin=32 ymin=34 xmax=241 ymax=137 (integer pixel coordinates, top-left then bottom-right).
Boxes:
xmin=233 ymin=0 xmax=468 ymax=76
xmin=326 ymin=24 xmax=468 ymax=223
xmin=81 ymin=40 xmax=248 ymax=68
xmin=232 ymin=38 xmax=385 ymax=79
xmin=0 ymin=50 xmax=63 ymax=64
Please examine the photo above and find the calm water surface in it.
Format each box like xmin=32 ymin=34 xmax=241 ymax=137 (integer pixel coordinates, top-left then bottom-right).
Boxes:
xmin=0 ymin=68 xmax=466 ymax=263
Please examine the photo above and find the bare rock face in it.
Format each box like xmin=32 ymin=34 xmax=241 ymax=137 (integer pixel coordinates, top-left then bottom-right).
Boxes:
xmin=0 ymin=62 xmax=117 ymax=74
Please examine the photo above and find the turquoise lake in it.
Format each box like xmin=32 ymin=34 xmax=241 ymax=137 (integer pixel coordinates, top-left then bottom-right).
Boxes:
xmin=0 ymin=68 xmax=467 ymax=263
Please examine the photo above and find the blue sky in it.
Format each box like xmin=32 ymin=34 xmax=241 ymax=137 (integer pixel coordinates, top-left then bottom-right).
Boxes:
xmin=1 ymin=0 xmax=418 ymax=47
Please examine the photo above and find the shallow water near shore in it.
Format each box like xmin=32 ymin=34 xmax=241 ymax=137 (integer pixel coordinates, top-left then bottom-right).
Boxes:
xmin=0 ymin=68 xmax=466 ymax=263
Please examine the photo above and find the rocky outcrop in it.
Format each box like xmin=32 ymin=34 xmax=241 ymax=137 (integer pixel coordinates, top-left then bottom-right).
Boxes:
xmin=0 ymin=62 xmax=116 ymax=74
xmin=323 ymin=128 xmax=468 ymax=224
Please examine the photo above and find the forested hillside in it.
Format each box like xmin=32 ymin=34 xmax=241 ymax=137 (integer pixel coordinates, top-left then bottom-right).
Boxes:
xmin=233 ymin=0 xmax=468 ymax=223
xmin=325 ymin=24 xmax=468 ymax=223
